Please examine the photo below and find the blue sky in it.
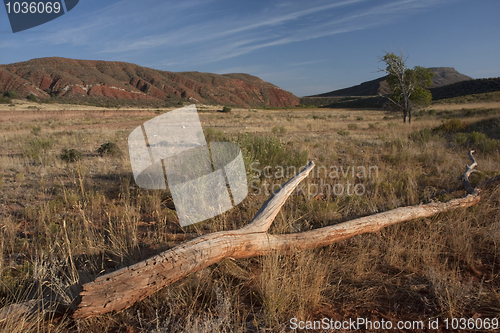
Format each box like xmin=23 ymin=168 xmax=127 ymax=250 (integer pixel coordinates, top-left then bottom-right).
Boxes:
xmin=1 ymin=0 xmax=499 ymax=96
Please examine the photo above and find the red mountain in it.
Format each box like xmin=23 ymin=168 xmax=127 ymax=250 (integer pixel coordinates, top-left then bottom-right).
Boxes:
xmin=0 ymin=57 xmax=299 ymax=108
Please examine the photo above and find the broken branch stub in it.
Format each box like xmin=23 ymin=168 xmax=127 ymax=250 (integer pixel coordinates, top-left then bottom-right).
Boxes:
xmin=73 ymin=153 xmax=484 ymax=319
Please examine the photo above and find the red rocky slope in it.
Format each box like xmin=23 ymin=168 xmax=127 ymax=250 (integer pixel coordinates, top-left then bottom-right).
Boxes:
xmin=0 ymin=57 xmax=299 ymax=108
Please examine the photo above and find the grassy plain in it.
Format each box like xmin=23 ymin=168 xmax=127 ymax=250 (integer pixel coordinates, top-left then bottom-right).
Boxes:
xmin=0 ymin=101 xmax=500 ymax=332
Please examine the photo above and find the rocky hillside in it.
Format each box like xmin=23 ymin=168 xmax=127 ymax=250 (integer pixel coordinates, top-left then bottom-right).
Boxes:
xmin=0 ymin=57 xmax=299 ymax=108
xmin=310 ymin=67 xmax=472 ymax=97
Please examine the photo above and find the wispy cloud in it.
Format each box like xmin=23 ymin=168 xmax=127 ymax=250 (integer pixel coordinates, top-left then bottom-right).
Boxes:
xmin=1 ymin=0 xmax=453 ymax=67
xmin=132 ymin=0 xmax=451 ymax=67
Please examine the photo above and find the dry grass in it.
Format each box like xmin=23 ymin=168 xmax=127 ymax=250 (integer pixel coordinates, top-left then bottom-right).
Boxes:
xmin=0 ymin=105 xmax=499 ymax=332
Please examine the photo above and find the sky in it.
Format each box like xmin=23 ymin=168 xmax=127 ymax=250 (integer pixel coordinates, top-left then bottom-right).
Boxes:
xmin=0 ymin=0 xmax=499 ymax=96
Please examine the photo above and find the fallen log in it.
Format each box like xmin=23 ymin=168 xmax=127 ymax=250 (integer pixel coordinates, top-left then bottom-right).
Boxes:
xmin=0 ymin=151 xmax=493 ymax=321
xmin=73 ymin=151 xmax=486 ymax=318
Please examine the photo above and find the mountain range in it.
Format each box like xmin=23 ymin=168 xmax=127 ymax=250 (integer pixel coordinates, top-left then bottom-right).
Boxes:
xmin=2 ymin=58 xmax=497 ymax=109
xmin=0 ymin=57 xmax=299 ymax=108
xmin=310 ymin=67 xmax=472 ymax=97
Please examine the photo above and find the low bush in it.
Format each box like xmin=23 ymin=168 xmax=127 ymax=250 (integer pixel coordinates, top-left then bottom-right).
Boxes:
xmin=238 ymin=134 xmax=308 ymax=172
xmin=204 ymin=128 xmax=229 ymax=142
xmin=60 ymin=148 xmax=83 ymax=162
xmin=31 ymin=126 xmax=41 ymax=136
xmin=435 ymin=119 xmax=469 ymax=134
xmin=24 ymin=137 xmax=54 ymax=159
xmin=0 ymin=96 xmax=11 ymax=104
xmin=454 ymin=132 xmax=468 ymax=146
xmin=3 ymin=90 xmax=18 ymax=99
xmin=97 ymin=142 xmax=122 ymax=157
xmin=338 ymin=129 xmax=349 ymax=136
xmin=467 ymin=132 xmax=500 ymax=153
xmin=272 ymin=126 xmax=287 ymax=135
xmin=347 ymin=123 xmax=358 ymax=130
xmin=409 ymin=128 xmax=433 ymax=144
xmin=451 ymin=131 xmax=500 ymax=153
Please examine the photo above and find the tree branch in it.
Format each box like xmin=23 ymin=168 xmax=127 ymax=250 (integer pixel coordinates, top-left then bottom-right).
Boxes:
xmin=461 ymin=150 xmax=479 ymax=194
xmin=0 ymin=152 xmax=493 ymax=321
xmin=73 ymin=153 xmax=485 ymax=318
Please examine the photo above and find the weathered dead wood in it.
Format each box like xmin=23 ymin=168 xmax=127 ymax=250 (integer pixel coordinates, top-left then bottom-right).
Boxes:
xmin=461 ymin=150 xmax=479 ymax=194
xmin=73 ymin=153 xmax=487 ymax=318
xmin=1 ymin=152 xmax=493 ymax=321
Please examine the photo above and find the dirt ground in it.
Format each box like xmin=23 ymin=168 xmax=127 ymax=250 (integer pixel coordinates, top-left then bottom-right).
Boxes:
xmin=0 ymin=101 xmax=225 ymax=122
xmin=2 ymin=100 xmax=500 ymax=122
xmin=429 ymin=101 xmax=500 ymax=110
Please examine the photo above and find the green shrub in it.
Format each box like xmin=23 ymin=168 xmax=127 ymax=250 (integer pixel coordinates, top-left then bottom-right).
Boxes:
xmin=204 ymin=128 xmax=229 ymax=142
xmin=347 ymin=123 xmax=358 ymax=130
xmin=357 ymin=116 xmax=364 ymax=121
xmin=97 ymin=142 xmax=122 ymax=157
xmin=24 ymin=137 xmax=54 ymax=159
xmin=409 ymin=128 xmax=432 ymax=144
xmin=221 ymin=106 xmax=232 ymax=113
xmin=60 ymin=148 xmax=82 ymax=162
xmin=436 ymin=119 xmax=469 ymax=133
xmin=476 ymin=138 xmax=500 ymax=153
xmin=453 ymin=131 xmax=500 ymax=154
xmin=467 ymin=132 xmax=500 ymax=153
xmin=31 ymin=126 xmax=41 ymax=136
xmin=454 ymin=132 xmax=468 ymax=146
xmin=27 ymin=94 xmax=38 ymax=102
xmin=0 ymin=96 xmax=11 ymax=104
xmin=272 ymin=126 xmax=287 ymax=135
xmin=468 ymin=131 xmax=488 ymax=144
xmin=338 ymin=129 xmax=350 ymax=136
xmin=238 ymin=134 xmax=308 ymax=172
xmin=4 ymin=90 xmax=18 ymax=99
